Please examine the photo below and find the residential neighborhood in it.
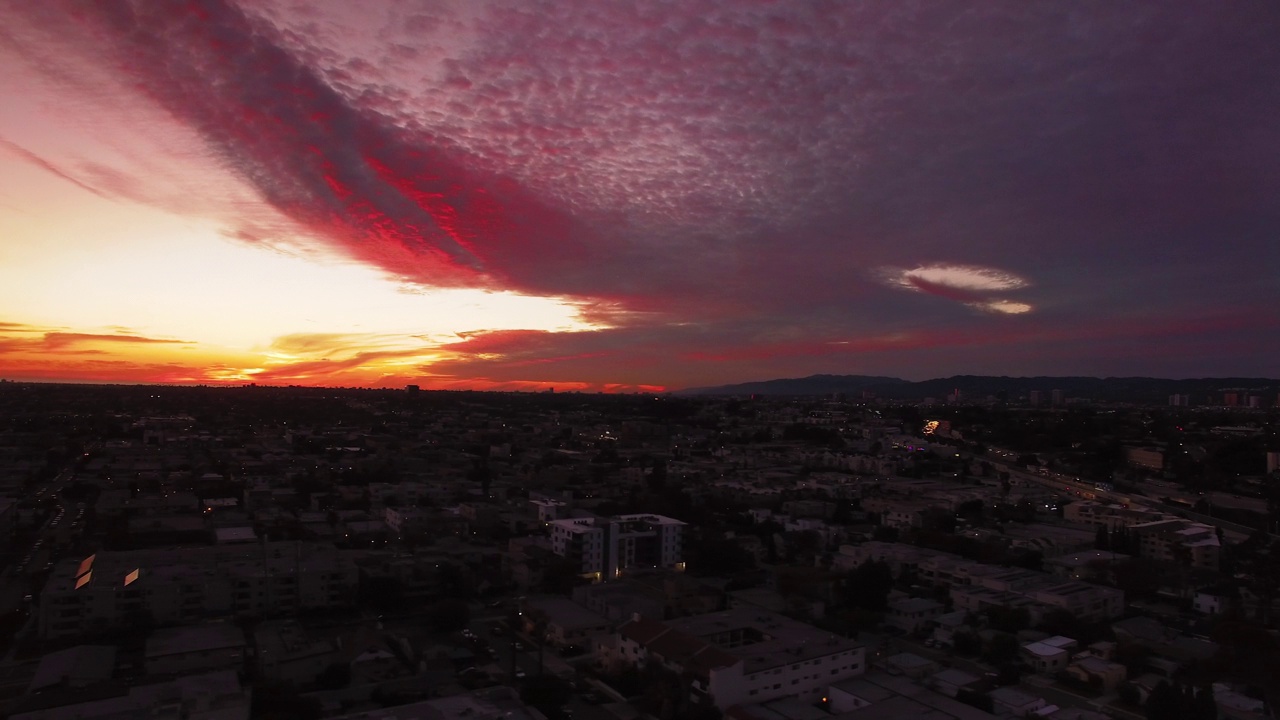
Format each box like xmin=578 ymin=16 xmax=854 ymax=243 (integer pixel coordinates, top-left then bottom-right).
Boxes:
xmin=0 ymin=380 xmax=1276 ymax=720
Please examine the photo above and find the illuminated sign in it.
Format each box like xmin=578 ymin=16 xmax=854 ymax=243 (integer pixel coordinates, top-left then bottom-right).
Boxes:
xmin=75 ymin=571 xmax=92 ymax=589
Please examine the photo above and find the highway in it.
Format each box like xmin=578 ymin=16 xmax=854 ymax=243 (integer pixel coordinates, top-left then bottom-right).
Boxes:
xmin=971 ymin=447 xmax=1271 ymax=540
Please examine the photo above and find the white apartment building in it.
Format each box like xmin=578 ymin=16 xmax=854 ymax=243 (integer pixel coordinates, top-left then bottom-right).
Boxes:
xmin=610 ymin=608 xmax=865 ymax=710
xmin=548 ymin=513 xmax=685 ymax=580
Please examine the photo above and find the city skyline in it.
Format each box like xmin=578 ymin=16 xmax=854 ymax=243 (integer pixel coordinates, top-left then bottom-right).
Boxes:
xmin=2 ymin=1 xmax=1278 ymax=391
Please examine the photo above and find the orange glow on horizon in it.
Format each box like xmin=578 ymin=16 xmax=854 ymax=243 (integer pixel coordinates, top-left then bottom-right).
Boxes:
xmin=0 ymin=321 xmax=666 ymax=393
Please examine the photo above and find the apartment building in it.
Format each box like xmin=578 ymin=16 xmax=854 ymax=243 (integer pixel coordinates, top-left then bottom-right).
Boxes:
xmin=1129 ymin=519 xmax=1221 ymax=570
xmin=39 ymin=542 xmax=357 ymax=639
xmin=1063 ymin=501 xmax=1169 ymax=530
xmin=548 ymin=513 xmax=685 ymax=580
xmin=608 ymin=607 xmax=865 ymax=710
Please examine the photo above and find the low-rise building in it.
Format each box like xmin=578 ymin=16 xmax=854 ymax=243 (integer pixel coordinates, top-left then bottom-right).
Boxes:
xmin=886 ymin=597 xmax=944 ymax=634
xmin=145 ymin=623 xmax=246 ymax=676
xmin=1021 ymin=636 xmax=1076 ymax=675
xmin=989 ymin=686 xmax=1048 ymax=717
xmin=10 ymin=670 xmax=249 ymax=720
xmin=521 ymin=596 xmax=611 ymax=648
xmin=1130 ymin=519 xmax=1220 ymax=570
xmin=608 ymin=607 xmax=865 ymax=710
xmin=1065 ymin=656 xmax=1126 ymax=691
xmin=254 ymin=620 xmax=342 ymax=684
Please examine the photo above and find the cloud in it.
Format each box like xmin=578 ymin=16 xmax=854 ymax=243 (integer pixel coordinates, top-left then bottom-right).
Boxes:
xmin=879 ymin=263 xmax=1033 ymax=314
xmin=41 ymin=332 xmax=193 ymax=349
xmin=2 ymin=0 xmax=1278 ymax=384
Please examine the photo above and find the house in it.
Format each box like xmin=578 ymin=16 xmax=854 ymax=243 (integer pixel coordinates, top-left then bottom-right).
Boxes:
xmin=1111 ymin=617 xmax=1173 ymax=646
xmin=254 ymin=620 xmax=342 ymax=683
xmin=1213 ymin=682 xmax=1267 ymax=720
xmin=884 ymin=652 xmax=939 ymax=679
xmin=929 ymin=667 xmax=981 ymax=698
xmin=28 ymin=646 xmax=117 ymax=693
xmin=1065 ymin=656 xmax=1126 ymax=691
xmin=11 ymin=670 xmax=250 ymax=720
xmin=990 ymin=686 xmax=1048 ymax=717
xmin=886 ymin=597 xmax=945 ymax=635
xmin=521 ymin=596 xmax=611 ymax=648
xmin=1193 ymin=586 xmax=1233 ymax=615
xmin=145 ymin=623 xmax=246 ymax=676
xmin=1021 ymin=636 xmax=1076 ymax=675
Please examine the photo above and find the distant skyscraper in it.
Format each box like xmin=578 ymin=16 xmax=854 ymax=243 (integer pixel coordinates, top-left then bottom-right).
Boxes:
xmin=1051 ymin=389 xmax=1065 ymax=406
xmin=1029 ymin=390 xmax=1043 ymax=407
xmin=1169 ymin=394 xmax=1191 ymax=407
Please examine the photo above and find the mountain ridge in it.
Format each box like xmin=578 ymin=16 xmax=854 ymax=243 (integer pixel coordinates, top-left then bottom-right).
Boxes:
xmin=677 ymin=374 xmax=1280 ymax=403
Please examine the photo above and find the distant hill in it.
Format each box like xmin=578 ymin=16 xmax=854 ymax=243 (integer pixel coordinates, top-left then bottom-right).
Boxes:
xmin=679 ymin=374 xmax=908 ymax=397
xmin=677 ymin=374 xmax=1280 ymax=404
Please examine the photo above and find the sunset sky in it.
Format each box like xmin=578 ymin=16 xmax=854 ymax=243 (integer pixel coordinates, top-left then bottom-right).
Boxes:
xmin=2 ymin=1 xmax=1277 ymax=391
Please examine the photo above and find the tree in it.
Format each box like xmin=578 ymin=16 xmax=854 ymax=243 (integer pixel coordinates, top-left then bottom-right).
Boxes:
xmin=1037 ymin=609 xmax=1082 ymax=639
xmin=425 ymin=598 xmax=470 ymax=634
xmin=957 ymin=499 xmax=984 ymax=521
xmin=872 ymin=525 xmax=899 ymax=542
xmin=952 ymin=630 xmax=982 ymax=657
xmin=985 ymin=606 xmax=1030 ymax=634
xmin=1095 ymin=524 xmax=1111 ymax=551
xmin=983 ymin=632 xmax=1020 ymax=667
xmin=1192 ymin=686 xmax=1218 ymax=720
xmin=520 ymin=676 xmax=573 ymax=718
xmin=1146 ymin=676 xmax=1172 ymax=717
xmin=690 ymin=539 xmax=754 ymax=576
xmin=844 ymin=560 xmax=893 ymax=612
xmin=316 ymin=662 xmax=351 ymax=689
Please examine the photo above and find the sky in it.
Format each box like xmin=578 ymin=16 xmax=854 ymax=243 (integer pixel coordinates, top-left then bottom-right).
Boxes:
xmin=1 ymin=1 xmax=1278 ymax=392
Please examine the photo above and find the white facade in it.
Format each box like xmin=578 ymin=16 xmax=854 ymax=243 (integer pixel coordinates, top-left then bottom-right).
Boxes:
xmin=548 ymin=513 xmax=685 ymax=579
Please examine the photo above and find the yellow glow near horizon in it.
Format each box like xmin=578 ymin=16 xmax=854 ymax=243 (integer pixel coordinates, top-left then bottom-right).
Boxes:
xmin=0 ymin=167 xmax=606 ymax=386
xmin=0 ymin=212 xmax=600 ymax=351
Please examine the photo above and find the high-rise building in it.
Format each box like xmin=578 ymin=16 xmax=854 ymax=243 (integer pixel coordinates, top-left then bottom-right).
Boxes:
xmin=1029 ymin=391 xmax=1044 ymax=407
xmin=1051 ymin=389 xmax=1065 ymax=406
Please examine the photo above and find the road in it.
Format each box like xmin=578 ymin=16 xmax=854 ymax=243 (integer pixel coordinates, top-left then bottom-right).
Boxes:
xmin=975 ymin=448 xmax=1272 ymax=539
xmin=468 ymin=612 xmax=616 ymax=720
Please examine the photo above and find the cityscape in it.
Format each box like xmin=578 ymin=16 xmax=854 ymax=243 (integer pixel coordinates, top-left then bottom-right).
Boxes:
xmin=2 ymin=1 xmax=1279 ymax=719
xmin=0 ymin=380 xmax=1276 ymax=719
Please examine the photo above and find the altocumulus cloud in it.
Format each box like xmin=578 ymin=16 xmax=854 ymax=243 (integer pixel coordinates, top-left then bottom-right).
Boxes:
xmin=879 ymin=264 xmax=1033 ymax=315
